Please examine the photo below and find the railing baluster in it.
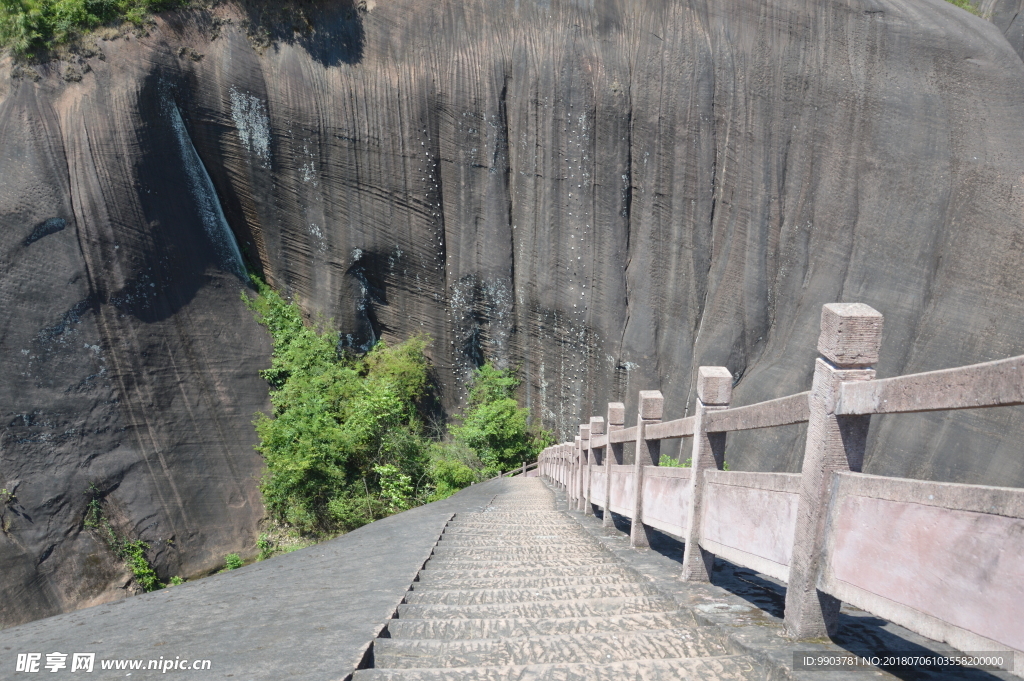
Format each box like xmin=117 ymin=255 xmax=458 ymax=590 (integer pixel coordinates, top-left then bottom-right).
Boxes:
xmin=630 ymin=390 xmax=664 ymax=548
xmin=681 ymin=366 xmax=732 ymax=581
xmin=603 ymin=402 xmax=625 ymax=528
xmin=784 ymin=303 xmax=883 ymax=638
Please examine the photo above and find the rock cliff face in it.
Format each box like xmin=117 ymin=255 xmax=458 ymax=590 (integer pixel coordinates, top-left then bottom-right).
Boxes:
xmin=2 ymin=0 xmax=1024 ymax=626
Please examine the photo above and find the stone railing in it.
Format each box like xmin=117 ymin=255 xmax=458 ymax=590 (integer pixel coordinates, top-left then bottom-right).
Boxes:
xmin=493 ymin=460 xmax=539 ymax=479
xmin=538 ymin=303 xmax=1024 ymax=675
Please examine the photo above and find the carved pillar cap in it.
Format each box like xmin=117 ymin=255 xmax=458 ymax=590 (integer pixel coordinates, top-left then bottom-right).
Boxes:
xmin=818 ymin=303 xmax=883 ymax=368
xmin=638 ymin=390 xmax=664 ymax=420
xmin=589 ymin=416 xmax=605 ymax=435
xmin=697 ymin=366 xmax=733 ymax=405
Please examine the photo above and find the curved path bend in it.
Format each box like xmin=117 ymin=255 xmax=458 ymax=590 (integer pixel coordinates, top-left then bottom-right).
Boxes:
xmin=355 ymin=477 xmax=764 ymax=680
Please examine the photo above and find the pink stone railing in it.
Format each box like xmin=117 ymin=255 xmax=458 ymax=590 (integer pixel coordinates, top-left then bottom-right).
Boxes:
xmin=538 ymin=303 xmax=1024 ymax=675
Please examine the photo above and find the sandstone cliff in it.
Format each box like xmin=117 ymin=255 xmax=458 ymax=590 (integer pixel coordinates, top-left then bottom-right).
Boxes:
xmin=2 ymin=0 xmax=1024 ymax=626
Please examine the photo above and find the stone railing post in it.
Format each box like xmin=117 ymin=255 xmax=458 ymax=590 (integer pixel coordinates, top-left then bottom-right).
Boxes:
xmin=630 ymin=390 xmax=664 ymax=548
xmin=603 ymin=402 xmax=625 ymax=528
xmin=681 ymin=366 xmax=732 ymax=581
xmin=785 ymin=303 xmax=882 ymax=638
xmin=576 ymin=425 xmax=591 ymax=511
xmin=584 ymin=416 xmax=605 ymax=516
xmin=561 ymin=443 xmax=568 ymax=489
xmin=572 ymin=436 xmax=581 ymax=504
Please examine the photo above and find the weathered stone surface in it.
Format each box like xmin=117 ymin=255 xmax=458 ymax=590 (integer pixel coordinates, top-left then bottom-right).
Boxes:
xmin=3 ymin=0 xmax=1024 ymax=625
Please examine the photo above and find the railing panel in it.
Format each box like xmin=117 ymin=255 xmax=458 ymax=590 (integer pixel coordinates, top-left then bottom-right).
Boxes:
xmin=820 ymin=472 xmax=1024 ymax=662
xmin=835 ymin=354 xmax=1024 ymax=415
xmin=590 ymin=468 xmax=607 ymax=507
xmin=608 ymin=426 xmax=639 ymax=444
xmin=699 ymin=471 xmax=801 ymax=582
xmin=640 ymin=466 xmax=692 ymax=537
xmin=703 ymin=392 xmax=810 ymax=432
xmin=591 ymin=434 xmax=608 ymax=448
xmin=607 ymin=464 xmax=635 ymax=516
xmin=645 ymin=416 xmax=695 ymax=440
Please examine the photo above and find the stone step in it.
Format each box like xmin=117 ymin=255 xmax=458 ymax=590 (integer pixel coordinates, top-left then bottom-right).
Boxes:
xmin=404 ymin=581 xmax=659 ymax=605
xmin=431 ymin=544 xmax=608 ymax=558
xmin=445 ymin=519 xmax=575 ymax=527
xmin=410 ymin=572 xmax=634 ymax=592
xmin=461 ymin=511 xmax=564 ymax=517
xmin=353 ymin=655 xmax=764 ymax=680
xmin=436 ymin=536 xmax=595 ymax=548
xmin=374 ymin=627 xmax=730 ymax=668
xmin=386 ymin=611 xmax=699 ymax=640
xmin=422 ymin=555 xmax=619 ymax=570
xmin=397 ymin=594 xmax=676 ymax=620
xmin=415 ymin=564 xmax=634 ymax=582
xmin=439 ymin=528 xmax=589 ymax=538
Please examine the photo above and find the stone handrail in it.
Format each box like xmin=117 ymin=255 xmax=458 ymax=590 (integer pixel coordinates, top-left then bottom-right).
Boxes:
xmin=538 ymin=303 xmax=1024 ymax=676
xmin=492 ymin=460 xmax=539 ymax=480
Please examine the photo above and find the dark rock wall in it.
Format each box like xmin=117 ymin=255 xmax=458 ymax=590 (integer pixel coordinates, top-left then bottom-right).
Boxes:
xmin=2 ymin=0 xmax=1024 ymax=625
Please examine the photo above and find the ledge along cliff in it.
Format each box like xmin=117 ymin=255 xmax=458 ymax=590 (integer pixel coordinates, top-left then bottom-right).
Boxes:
xmin=3 ymin=0 xmax=1024 ymax=627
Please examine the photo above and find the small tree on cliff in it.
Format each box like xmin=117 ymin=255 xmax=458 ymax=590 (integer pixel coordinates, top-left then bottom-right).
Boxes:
xmin=450 ymin=363 xmax=550 ymax=473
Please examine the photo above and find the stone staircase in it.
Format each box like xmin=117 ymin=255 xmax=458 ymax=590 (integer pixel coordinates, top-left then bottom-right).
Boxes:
xmin=353 ymin=478 xmax=765 ymax=680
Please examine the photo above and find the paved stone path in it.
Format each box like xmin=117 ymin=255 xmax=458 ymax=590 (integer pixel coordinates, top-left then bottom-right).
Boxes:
xmin=354 ymin=477 xmax=764 ymax=680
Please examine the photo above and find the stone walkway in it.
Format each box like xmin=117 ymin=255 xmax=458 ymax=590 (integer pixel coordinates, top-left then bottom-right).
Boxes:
xmin=354 ymin=477 xmax=764 ymax=680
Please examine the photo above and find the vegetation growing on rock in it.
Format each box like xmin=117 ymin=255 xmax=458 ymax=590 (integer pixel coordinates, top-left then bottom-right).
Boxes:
xmin=0 ymin=0 xmax=184 ymax=56
xmin=244 ymin=276 xmax=547 ymax=543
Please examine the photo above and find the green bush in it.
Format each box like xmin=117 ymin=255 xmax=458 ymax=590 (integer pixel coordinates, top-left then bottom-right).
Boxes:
xmin=658 ymin=455 xmax=729 ymax=470
xmin=450 ymin=363 xmax=551 ymax=474
xmin=0 ymin=0 xmax=186 ymax=56
xmin=245 ymin=278 xmax=550 ymax=543
xmin=121 ymin=539 xmax=162 ymax=591
xmin=945 ymin=0 xmax=982 ymax=15
xmin=245 ymin=276 xmax=435 ymax=537
xmin=223 ymin=553 xmax=243 ymax=570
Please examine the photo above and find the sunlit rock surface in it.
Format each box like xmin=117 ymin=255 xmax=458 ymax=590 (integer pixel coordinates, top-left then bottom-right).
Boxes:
xmin=2 ymin=0 xmax=1024 ymax=626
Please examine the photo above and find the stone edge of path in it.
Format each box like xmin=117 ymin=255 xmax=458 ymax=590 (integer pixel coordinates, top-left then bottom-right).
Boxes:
xmin=0 ymin=480 xmax=505 ymax=681
xmin=549 ymin=481 xmax=1019 ymax=681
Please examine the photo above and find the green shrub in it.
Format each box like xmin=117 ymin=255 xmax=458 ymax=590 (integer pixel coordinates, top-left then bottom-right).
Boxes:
xmin=245 ymin=276 xmax=435 ymax=537
xmin=82 ymin=485 xmax=163 ymax=591
xmin=374 ymin=464 xmax=413 ymax=513
xmin=0 ymin=0 xmax=187 ymax=56
xmin=945 ymin=0 xmax=982 ymax=15
xmin=223 ymin=553 xmax=243 ymax=570
xmin=450 ymin=363 xmax=551 ymax=473
xmin=120 ymin=539 xmax=162 ymax=591
xmin=658 ymin=456 xmax=729 ymax=470
xmin=168 ymin=575 xmax=185 ymax=586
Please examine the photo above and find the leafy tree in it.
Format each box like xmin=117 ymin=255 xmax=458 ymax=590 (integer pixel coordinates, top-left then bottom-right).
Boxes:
xmin=451 ymin=363 xmax=551 ymax=474
xmin=245 ymin=276 xmax=434 ymax=537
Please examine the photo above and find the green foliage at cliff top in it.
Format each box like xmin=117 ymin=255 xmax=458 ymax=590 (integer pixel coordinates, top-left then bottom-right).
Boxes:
xmin=0 ymin=0 xmax=183 ymax=56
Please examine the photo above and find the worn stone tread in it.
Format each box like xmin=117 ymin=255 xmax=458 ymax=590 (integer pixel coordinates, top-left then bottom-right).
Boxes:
xmin=415 ymin=564 xmax=635 ymax=582
xmin=410 ymin=573 xmax=635 ymax=593
xmin=398 ymin=594 xmax=677 ymax=620
xmin=422 ymin=555 xmax=620 ymax=570
xmin=353 ymin=655 xmax=762 ymax=680
xmin=431 ymin=544 xmax=612 ymax=558
xmin=374 ymin=628 xmax=731 ymax=668
xmin=362 ymin=479 xmax=763 ymax=681
xmin=404 ymin=581 xmax=660 ymax=605
xmin=385 ymin=611 xmax=700 ymax=640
